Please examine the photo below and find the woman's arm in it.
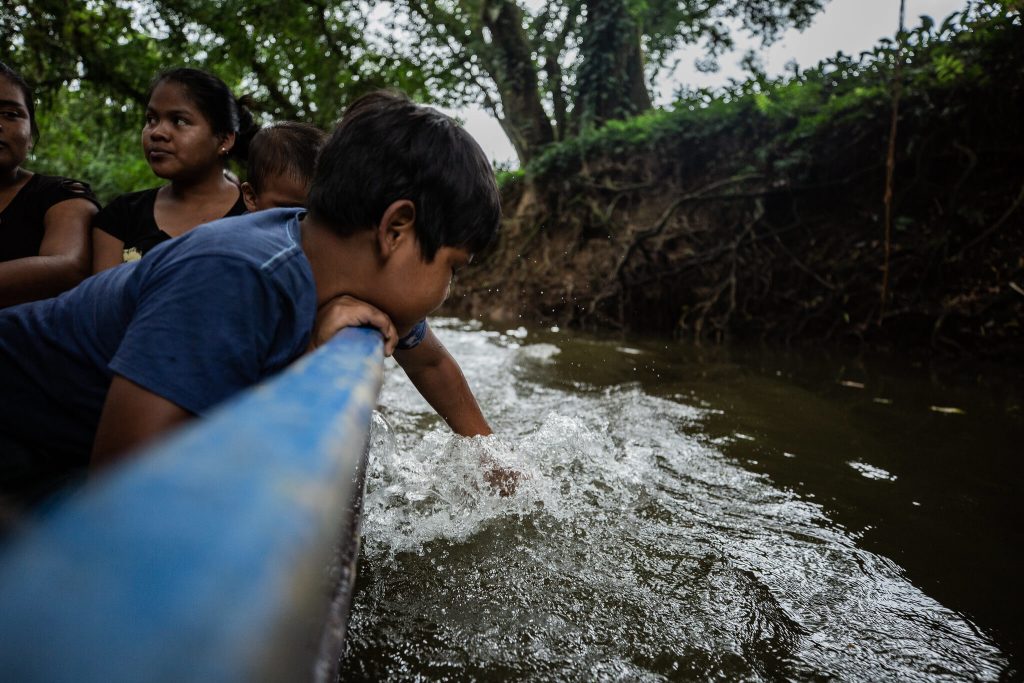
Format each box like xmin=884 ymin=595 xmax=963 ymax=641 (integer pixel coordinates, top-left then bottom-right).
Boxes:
xmin=92 ymin=228 xmax=125 ymax=274
xmin=0 ymin=197 xmax=96 ymax=307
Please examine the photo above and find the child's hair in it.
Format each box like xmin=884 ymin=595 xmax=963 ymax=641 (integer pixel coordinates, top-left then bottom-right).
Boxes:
xmin=246 ymin=122 xmax=326 ymax=193
xmin=308 ymin=90 xmax=500 ymax=261
xmin=147 ymin=67 xmax=258 ymax=162
xmin=0 ymin=61 xmax=38 ymax=142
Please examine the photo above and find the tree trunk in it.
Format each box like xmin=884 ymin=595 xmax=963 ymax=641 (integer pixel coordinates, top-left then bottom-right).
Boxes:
xmin=576 ymin=0 xmax=652 ymax=131
xmin=480 ymin=0 xmax=554 ymax=164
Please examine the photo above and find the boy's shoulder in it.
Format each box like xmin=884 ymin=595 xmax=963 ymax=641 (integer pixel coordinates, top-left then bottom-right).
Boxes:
xmin=129 ymin=208 xmax=315 ymax=312
xmin=152 ymin=208 xmax=305 ymax=269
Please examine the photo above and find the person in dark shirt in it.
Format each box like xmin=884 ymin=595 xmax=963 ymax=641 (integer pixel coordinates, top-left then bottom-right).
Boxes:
xmin=91 ymin=68 xmax=256 ymax=272
xmin=0 ymin=90 xmax=501 ymax=504
xmin=0 ymin=61 xmax=99 ymax=307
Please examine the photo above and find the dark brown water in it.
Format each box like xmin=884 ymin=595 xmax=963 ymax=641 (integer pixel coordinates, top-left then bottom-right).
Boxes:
xmin=340 ymin=319 xmax=1022 ymax=680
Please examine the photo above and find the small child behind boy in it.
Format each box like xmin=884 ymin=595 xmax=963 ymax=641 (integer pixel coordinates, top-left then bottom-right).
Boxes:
xmin=242 ymin=122 xmax=326 ymax=212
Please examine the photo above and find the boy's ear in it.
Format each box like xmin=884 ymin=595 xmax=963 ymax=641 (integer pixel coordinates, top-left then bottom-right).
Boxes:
xmin=240 ymin=182 xmax=258 ymax=212
xmin=376 ymin=199 xmax=417 ymax=258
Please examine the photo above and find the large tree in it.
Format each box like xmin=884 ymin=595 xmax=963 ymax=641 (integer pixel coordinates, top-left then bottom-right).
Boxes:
xmin=0 ymin=0 xmax=439 ymax=126
xmin=393 ymin=0 xmax=829 ymax=163
xmin=2 ymin=0 xmax=829 ymax=167
xmin=0 ymin=0 xmax=441 ymax=196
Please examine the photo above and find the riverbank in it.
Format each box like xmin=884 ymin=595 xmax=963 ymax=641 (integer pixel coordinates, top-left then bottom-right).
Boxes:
xmin=447 ymin=8 xmax=1023 ymax=361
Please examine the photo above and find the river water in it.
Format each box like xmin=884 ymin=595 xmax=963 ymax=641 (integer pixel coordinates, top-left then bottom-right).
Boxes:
xmin=338 ymin=318 xmax=1022 ymax=681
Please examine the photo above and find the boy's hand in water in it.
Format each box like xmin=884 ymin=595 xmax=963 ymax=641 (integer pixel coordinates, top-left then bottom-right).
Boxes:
xmin=310 ymin=295 xmax=398 ymax=356
xmin=483 ymin=464 xmax=523 ymax=497
xmin=479 ymin=448 xmax=526 ymax=497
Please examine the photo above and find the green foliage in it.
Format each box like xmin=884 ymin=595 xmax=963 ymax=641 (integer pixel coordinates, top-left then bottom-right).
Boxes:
xmin=5 ymin=0 xmax=835 ymax=177
xmin=3 ymin=0 xmax=439 ymax=125
xmin=495 ymin=168 xmax=526 ymax=192
xmin=526 ymin=97 xmax=741 ymax=179
xmin=933 ymin=53 xmax=966 ymax=84
xmin=29 ymin=87 xmax=154 ymax=203
xmin=391 ymin=0 xmax=830 ymax=160
xmin=5 ymin=0 xmax=1018 ymax=195
xmin=640 ymin=0 xmax=826 ymax=65
xmin=525 ymin=3 xmax=1022 ymax=181
xmin=149 ymin=0 xmax=439 ymax=126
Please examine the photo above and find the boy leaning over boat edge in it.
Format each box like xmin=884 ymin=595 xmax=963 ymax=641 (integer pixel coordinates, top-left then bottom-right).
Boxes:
xmin=0 ymin=89 xmax=515 ymax=508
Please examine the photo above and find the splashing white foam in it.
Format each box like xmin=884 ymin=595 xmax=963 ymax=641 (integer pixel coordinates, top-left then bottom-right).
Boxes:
xmin=362 ymin=406 xmax=665 ymax=558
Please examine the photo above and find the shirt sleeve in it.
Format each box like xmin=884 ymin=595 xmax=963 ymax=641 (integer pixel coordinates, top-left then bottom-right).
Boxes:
xmin=39 ymin=176 xmax=101 ymax=212
xmin=92 ymin=194 xmax=128 ymax=240
xmin=108 ymin=254 xmax=284 ymax=415
xmin=396 ymin=319 xmax=429 ymax=350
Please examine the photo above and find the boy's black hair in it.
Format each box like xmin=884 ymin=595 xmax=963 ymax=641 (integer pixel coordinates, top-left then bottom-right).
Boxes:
xmin=308 ymin=90 xmax=500 ymax=261
xmin=247 ymin=122 xmax=326 ymax=192
xmin=0 ymin=61 xmax=38 ymax=142
xmin=148 ymin=67 xmax=258 ymax=162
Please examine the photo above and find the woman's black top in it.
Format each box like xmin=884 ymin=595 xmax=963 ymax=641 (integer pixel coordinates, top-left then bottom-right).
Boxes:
xmin=92 ymin=187 xmax=246 ymax=262
xmin=0 ymin=174 xmax=100 ymax=263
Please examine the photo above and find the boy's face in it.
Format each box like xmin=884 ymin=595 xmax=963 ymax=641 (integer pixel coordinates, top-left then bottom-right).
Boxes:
xmin=242 ymin=172 xmax=310 ymax=211
xmin=379 ymin=243 xmax=472 ymax=337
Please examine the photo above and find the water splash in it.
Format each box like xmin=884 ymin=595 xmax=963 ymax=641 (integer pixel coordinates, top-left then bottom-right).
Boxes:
xmin=363 ymin=414 xmax=546 ymax=556
xmin=342 ymin=322 xmax=1008 ymax=680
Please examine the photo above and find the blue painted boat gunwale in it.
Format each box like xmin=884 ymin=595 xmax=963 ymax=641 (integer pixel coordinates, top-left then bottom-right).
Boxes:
xmin=0 ymin=327 xmax=384 ymax=683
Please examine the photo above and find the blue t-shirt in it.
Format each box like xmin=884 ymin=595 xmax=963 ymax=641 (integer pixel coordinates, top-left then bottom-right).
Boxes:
xmin=0 ymin=208 xmax=316 ymax=463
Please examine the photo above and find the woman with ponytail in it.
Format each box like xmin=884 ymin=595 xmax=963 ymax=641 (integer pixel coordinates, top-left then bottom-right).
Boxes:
xmin=92 ymin=68 xmax=258 ymax=272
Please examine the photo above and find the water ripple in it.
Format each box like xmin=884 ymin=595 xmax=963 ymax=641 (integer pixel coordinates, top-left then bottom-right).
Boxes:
xmin=342 ymin=323 xmax=1007 ymax=680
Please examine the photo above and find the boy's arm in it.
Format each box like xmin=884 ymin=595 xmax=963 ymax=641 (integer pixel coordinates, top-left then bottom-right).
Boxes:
xmin=393 ymin=327 xmax=491 ymax=437
xmin=396 ymin=328 xmax=521 ymax=496
xmin=90 ymin=375 xmax=192 ymax=469
xmin=91 ymin=254 xmax=294 ymax=469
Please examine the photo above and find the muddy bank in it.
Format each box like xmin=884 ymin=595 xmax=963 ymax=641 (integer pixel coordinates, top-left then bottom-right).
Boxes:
xmin=446 ymin=22 xmax=1023 ymax=359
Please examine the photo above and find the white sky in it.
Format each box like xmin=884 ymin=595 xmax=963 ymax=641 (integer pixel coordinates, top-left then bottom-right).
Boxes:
xmin=459 ymin=0 xmax=970 ymax=167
